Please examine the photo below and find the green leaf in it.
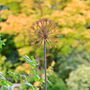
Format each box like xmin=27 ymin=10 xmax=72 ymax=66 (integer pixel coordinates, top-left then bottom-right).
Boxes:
xmin=34 ymin=75 xmax=40 ymax=81
xmin=0 ymin=80 xmax=13 ymax=86
xmin=47 ymin=79 xmax=52 ymax=85
xmin=24 ymin=82 xmax=33 ymax=87
xmin=23 ymin=55 xmax=39 ymax=67
xmin=0 ymin=38 xmax=6 ymax=49
xmin=8 ymin=72 xmax=18 ymax=83
xmin=0 ymin=74 xmax=6 ymax=80
xmin=23 ymin=55 xmax=33 ymax=63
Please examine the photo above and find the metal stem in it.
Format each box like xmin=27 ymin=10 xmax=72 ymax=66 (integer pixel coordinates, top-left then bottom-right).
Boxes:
xmin=44 ymin=39 xmax=47 ymax=90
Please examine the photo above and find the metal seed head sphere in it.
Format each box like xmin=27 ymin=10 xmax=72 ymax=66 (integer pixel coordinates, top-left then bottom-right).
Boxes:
xmin=30 ymin=19 xmax=58 ymax=43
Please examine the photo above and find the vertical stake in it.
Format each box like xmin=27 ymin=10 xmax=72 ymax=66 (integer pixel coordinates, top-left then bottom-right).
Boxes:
xmin=44 ymin=39 xmax=47 ymax=90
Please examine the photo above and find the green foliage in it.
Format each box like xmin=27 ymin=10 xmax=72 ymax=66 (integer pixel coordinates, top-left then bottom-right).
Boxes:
xmin=48 ymin=72 xmax=68 ymax=90
xmin=23 ymin=55 xmax=39 ymax=67
xmin=0 ymin=34 xmax=19 ymax=63
xmin=0 ymin=38 xmax=5 ymax=49
xmin=54 ymin=50 xmax=90 ymax=80
xmin=0 ymin=34 xmax=19 ymax=74
xmin=20 ymin=56 xmax=43 ymax=89
xmin=0 ymin=0 xmax=90 ymax=89
xmin=66 ymin=64 xmax=90 ymax=90
xmin=6 ymin=1 xmax=21 ymax=15
xmin=0 ymin=72 xmax=13 ymax=88
xmin=0 ymin=55 xmax=43 ymax=89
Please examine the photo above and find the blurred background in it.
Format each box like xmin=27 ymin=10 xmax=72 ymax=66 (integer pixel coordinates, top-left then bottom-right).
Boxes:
xmin=0 ymin=0 xmax=90 ymax=89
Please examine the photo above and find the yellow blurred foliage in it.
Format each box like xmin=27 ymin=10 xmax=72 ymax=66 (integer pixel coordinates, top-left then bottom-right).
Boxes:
xmin=15 ymin=63 xmax=32 ymax=74
xmin=34 ymin=81 xmax=41 ymax=87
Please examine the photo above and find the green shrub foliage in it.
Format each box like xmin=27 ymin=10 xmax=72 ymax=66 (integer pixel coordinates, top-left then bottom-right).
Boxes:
xmin=67 ymin=64 xmax=90 ymax=90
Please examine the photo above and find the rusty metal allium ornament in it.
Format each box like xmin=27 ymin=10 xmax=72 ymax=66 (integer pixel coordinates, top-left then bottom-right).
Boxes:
xmin=30 ymin=19 xmax=58 ymax=45
xmin=30 ymin=19 xmax=58 ymax=90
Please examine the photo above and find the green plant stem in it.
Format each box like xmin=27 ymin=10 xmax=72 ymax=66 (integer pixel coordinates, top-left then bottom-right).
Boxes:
xmin=44 ymin=39 xmax=47 ymax=90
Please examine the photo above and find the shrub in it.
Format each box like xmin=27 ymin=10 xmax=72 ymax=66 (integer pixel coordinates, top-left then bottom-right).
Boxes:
xmin=66 ymin=64 xmax=90 ymax=90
